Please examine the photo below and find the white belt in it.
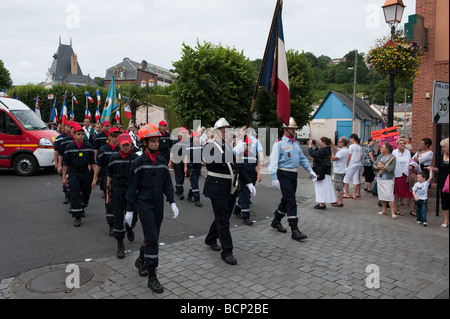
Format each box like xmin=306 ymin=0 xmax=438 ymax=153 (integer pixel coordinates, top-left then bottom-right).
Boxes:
xmin=207 ymin=172 xmax=232 ymax=180
xmin=279 ymin=167 xmax=298 ymax=173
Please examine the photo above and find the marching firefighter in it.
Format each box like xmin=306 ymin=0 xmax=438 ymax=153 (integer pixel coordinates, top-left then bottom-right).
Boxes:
xmin=185 ymin=131 xmax=204 ymax=207
xmin=62 ymin=124 xmax=95 ymax=227
xmin=203 ymin=118 xmax=256 ymax=265
xmin=157 ymin=121 xmax=173 ymax=164
xmin=268 ymin=117 xmax=317 ymax=241
xmin=106 ymin=133 xmax=138 ymax=259
xmin=92 ymin=127 xmax=121 ymax=236
xmin=170 ymin=127 xmax=190 ymax=200
xmin=54 ymin=121 xmax=72 ymax=204
xmin=126 ymin=123 xmax=180 ymax=294
xmin=232 ymin=136 xmax=262 ymax=226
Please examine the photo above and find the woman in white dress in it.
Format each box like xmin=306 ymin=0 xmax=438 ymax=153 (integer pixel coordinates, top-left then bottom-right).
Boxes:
xmin=343 ymin=134 xmax=363 ymax=199
xmin=308 ymin=137 xmax=336 ymax=209
xmin=373 ymin=142 xmax=397 ymax=219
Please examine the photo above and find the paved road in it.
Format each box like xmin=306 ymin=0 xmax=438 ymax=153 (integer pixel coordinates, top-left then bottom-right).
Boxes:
xmin=0 ymin=164 xmax=308 ymax=279
xmin=1 ymin=144 xmax=448 ymax=300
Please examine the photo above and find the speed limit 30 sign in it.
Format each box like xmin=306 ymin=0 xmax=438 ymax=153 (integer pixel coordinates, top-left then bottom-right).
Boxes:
xmin=433 ymin=81 xmax=449 ymax=124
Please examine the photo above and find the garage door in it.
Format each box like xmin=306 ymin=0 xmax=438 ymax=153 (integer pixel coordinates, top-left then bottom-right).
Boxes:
xmin=337 ymin=121 xmax=353 ymax=140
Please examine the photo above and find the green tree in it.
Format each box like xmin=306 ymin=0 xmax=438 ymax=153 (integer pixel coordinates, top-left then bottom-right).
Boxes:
xmin=254 ymin=49 xmax=315 ymax=129
xmin=172 ymin=41 xmax=256 ymax=128
xmin=0 ymin=60 xmax=13 ymax=89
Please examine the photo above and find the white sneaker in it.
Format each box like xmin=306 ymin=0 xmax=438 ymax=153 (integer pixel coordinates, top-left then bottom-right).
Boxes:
xmin=417 ymin=221 xmax=422 ymax=224
xmin=423 ymin=222 xmax=428 ymax=227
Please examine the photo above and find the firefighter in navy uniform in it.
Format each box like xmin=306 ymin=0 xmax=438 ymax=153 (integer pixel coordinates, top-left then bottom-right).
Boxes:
xmin=185 ymin=131 xmax=204 ymax=207
xmin=268 ymin=117 xmax=317 ymax=241
xmin=62 ymin=125 xmax=95 ymax=227
xmin=157 ymin=121 xmax=172 ymax=164
xmin=203 ymin=118 xmax=256 ymax=265
xmin=126 ymin=123 xmax=180 ymax=294
xmin=93 ymin=121 xmax=112 ymax=192
xmin=92 ymin=127 xmax=121 ymax=236
xmin=232 ymin=136 xmax=262 ymax=226
xmin=93 ymin=121 xmax=111 ymax=160
xmin=55 ymin=121 xmax=72 ymax=204
xmin=170 ymin=127 xmax=190 ymax=200
xmin=106 ymin=133 xmax=138 ymax=259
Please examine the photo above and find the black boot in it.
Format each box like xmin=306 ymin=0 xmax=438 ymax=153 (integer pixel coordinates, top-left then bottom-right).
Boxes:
xmin=195 ymin=200 xmax=203 ymax=207
xmin=63 ymin=194 xmax=70 ymax=205
xmin=108 ymin=224 xmax=115 ymax=237
xmin=116 ymin=240 xmax=125 ymax=259
xmin=126 ymin=224 xmax=134 ymax=242
xmin=291 ymin=226 xmax=308 ymax=241
xmin=74 ymin=217 xmax=81 ymax=227
xmin=147 ymin=269 xmax=164 ymax=294
xmin=135 ymin=254 xmax=148 ymax=277
xmin=271 ymin=216 xmax=287 ymax=233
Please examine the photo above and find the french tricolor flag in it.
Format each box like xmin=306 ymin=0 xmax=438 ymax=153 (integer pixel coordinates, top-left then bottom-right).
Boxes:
xmin=61 ymin=95 xmax=68 ymax=125
xmin=85 ymin=92 xmax=94 ymax=103
xmin=71 ymin=93 xmax=78 ymax=104
xmin=259 ymin=0 xmax=290 ymax=126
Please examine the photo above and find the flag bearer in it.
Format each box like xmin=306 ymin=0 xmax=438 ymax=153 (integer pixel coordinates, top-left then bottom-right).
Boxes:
xmin=268 ymin=117 xmax=317 ymax=241
xmin=185 ymin=131 xmax=204 ymax=207
xmin=92 ymin=127 xmax=121 ymax=236
xmin=62 ymin=125 xmax=95 ymax=227
xmin=232 ymin=136 xmax=262 ymax=226
xmin=126 ymin=123 xmax=180 ymax=294
xmin=203 ymin=118 xmax=256 ymax=265
xmin=106 ymin=133 xmax=138 ymax=259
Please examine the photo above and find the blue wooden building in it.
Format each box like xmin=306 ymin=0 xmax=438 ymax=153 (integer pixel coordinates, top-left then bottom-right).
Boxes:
xmin=310 ymin=90 xmax=382 ymax=143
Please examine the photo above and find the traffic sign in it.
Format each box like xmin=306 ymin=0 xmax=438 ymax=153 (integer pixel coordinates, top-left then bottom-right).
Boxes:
xmin=371 ymin=126 xmax=399 ymax=140
xmin=433 ymin=81 xmax=449 ymax=124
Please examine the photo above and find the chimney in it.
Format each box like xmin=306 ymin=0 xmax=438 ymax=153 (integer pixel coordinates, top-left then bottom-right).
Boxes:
xmin=71 ymin=53 xmax=78 ymax=75
xmin=141 ymin=60 xmax=148 ymax=70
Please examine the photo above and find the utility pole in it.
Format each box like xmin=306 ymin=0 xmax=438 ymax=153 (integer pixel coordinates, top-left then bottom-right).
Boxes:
xmin=352 ymin=50 xmax=358 ymax=133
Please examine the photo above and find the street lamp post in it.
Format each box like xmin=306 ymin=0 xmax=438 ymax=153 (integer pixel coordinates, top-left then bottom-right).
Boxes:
xmin=382 ymin=0 xmax=406 ymax=128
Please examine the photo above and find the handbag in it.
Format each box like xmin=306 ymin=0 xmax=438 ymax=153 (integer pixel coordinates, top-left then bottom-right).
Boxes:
xmin=312 ymin=164 xmax=325 ymax=181
xmin=443 ymin=174 xmax=449 ymax=194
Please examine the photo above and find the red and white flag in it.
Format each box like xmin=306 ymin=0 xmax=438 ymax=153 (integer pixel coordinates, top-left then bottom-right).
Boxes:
xmin=124 ymin=104 xmax=131 ymax=119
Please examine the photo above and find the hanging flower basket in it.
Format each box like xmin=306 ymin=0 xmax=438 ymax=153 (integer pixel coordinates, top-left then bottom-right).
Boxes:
xmin=366 ymin=30 xmax=424 ymax=82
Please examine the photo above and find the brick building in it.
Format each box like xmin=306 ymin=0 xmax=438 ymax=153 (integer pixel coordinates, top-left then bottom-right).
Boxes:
xmin=104 ymin=58 xmax=177 ymax=89
xmin=410 ymin=0 xmax=449 ymax=153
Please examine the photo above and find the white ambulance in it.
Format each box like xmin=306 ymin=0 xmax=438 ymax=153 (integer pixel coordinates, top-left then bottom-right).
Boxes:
xmin=0 ymin=96 xmax=58 ymax=176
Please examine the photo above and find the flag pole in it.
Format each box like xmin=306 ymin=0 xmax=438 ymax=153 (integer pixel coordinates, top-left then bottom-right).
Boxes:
xmin=234 ymin=0 xmax=281 ymax=189
xmin=245 ymin=0 xmax=281 ymax=127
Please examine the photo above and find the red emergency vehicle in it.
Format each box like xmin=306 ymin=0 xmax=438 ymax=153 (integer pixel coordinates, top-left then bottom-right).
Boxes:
xmin=0 ymin=96 xmax=58 ymax=176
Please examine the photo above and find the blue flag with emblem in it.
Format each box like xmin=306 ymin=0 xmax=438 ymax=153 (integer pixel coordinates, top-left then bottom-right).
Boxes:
xmin=100 ymin=75 xmax=118 ymax=124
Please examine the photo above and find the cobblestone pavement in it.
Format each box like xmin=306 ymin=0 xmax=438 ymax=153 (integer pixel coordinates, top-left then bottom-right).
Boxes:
xmin=2 ymin=180 xmax=448 ymax=300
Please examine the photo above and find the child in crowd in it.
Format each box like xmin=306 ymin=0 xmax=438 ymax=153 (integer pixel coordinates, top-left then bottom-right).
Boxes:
xmin=412 ymin=167 xmax=434 ymax=226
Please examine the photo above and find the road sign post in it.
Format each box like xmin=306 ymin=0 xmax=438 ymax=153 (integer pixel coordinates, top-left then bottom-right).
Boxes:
xmin=432 ymin=81 xmax=448 ymax=217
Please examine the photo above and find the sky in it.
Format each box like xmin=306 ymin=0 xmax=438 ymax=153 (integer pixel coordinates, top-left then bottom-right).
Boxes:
xmin=1 ymin=0 xmax=417 ymax=86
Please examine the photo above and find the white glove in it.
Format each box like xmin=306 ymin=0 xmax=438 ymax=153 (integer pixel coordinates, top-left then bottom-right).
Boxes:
xmin=310 ymin=171 xmax=318 ymax=182
xmin=125 ymin=211 xmax=133 ymax=227
xmin=246 ymin=183 xmax=256 ymax=197
xmin=234 ymin=142 xmax=247 ymax=155
xmin=171 ymin=203 xmax=179 ymax=219
xmin=272 ymin=179 xmax=281 ymax=190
